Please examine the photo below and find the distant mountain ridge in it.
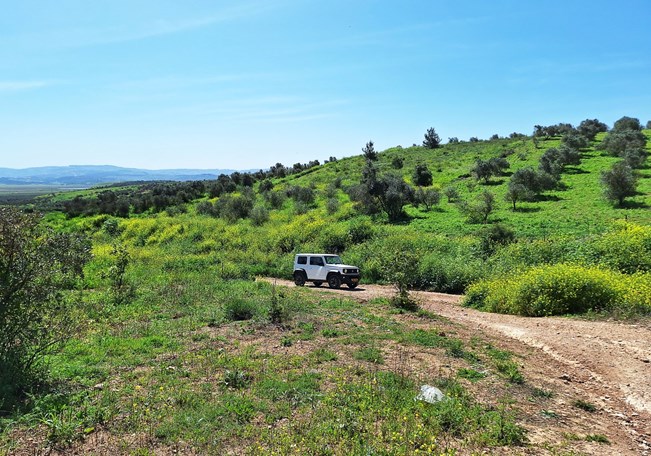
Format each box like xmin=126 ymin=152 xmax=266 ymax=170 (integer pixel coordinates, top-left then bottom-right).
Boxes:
xmin=0 ymin=165 xmax=247 ymax=186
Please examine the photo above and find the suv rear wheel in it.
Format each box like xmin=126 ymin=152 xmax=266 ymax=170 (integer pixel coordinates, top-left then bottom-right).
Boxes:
xmin=294 ymin=271 xmax=307 ymax=287
xmin=327 ymin=273 xmax=341 ymax=289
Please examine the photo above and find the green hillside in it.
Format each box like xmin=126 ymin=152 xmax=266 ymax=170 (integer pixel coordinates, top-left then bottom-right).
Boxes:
xmin=40 ymin=127 xmax=651 ymax=298
xmin=2 ymin=121 xmax=651 ymax=454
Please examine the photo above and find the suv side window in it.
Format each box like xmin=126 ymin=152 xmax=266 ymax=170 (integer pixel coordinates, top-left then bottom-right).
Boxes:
xmin=309 ymin=257 xmax=324 ymax=266
xmin=297 ymin=256 xmax=307 ymax=265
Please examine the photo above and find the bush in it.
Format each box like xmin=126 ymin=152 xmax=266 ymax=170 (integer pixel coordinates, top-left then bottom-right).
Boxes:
xmin=223 ymin=298 xmax=257 ymax=321
xmin=414 ymin=187 xmax=441 ymax=211
xmin=458 ymin=190 xmax=496 ymax=224
xmin=265 ymin=190 xmax=286 ymax=209
xmin=196 ymin=201 xmax=218 ymax=217
xmin=325 ymin=197 xmax=340 ymax=214
xmin=412 ymin=163 xmax=433 ymax=186
xmin=287 ymin=185 xmax=315 ymax=205
xmin=417 ymin=252 xmax=482 ymax=293
xmin=464 ymin=264 xmax=633 ymax=316
xmin=382 ymin=248 xmax=420 ymax=311
xmin=347 ymin=218 xmax=374 ymax=244
xmin=216 ymin=194 xmax=254 ymax=222
xmin=588 ymin=222 xmax=651 ymax=273
xmin=444 ymin=186 xmax=460 ymax=202
xmin=0 ymin=208 xmax=91 ymax=406
xmin=477 ymin=223 xmax=516 ymax=258
xmin=250 ymin=205 xmax=270 ymax=226
xmin=103 ymin=244 xmax=134 ymax=305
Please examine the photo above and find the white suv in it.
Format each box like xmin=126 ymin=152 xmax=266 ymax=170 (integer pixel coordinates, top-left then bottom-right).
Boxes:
xmin=293 ymin=254 xmax=361 ymax=289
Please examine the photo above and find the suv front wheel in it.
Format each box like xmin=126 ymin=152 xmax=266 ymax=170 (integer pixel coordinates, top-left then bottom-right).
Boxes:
xmin=294 ymin=271 xmax=307 ymax=287
xmin=327 ymin=273 xmax=341 ymax=289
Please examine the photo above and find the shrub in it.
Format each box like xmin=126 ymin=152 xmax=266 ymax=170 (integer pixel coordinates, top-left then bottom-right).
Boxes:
xmin=362 ymin=140 xmax=378 ymax=161
xmin=102 ymin=218 xmax=122 ymax=236
xmin=412 ymin=163 xmax=433 ymax=186
xmin=382 ymin=248 xmax=420 ymax=311
xmin=0 ymin=208 xmax=91 ymax=405
xmin=196 ymin=201 xmax=218 ymax=217
xmin=414 ymin=187 xmax=441 ymax=211
xmin=353 ymin=346 xmax=384 ymax=364
xmin=444 ymin=186 xmax=460 ymax=202
xmin=319 ymin=227 xmax=349 ymax=253
xmin=265 ymin=190 xmax=286 ymax=209
xmin=223 ymin=298 xmax=256 ymax=321
xmin=588 ymin=222 xmax=651 ymax=273
xmin=325 ymin=197 xmax=340 ymax=215
xmin=458 ymin=190 xmax=496 ymax=224
xmin=622 ymin=147 xmax=648 ymax=168
xmin=216 ymin=194 xmax=254 ymax=222
xmin=347 ymin=218 xmax=374 ymax=244
xmin=287 ymin=185 xmax=315 ymax=205
xmin=464 ymin=264 xmax=625 ymax=316
xmin=417 ymin=253 xmax=482 ymax=293
xmin=477 ymin=223 xmax=516 ymax=258
xmin=103 ymin=244 xmax=134 ymax=305
xmin=250 ymin=205 xmax=270 ymax=226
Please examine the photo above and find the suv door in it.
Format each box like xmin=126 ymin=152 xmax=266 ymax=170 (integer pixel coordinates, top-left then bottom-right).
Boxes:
xmin=308 ymin=256 xmax=327 ymax=280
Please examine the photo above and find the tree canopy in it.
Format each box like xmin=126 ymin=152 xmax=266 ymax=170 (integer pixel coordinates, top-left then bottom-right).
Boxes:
xmin=423 ymin=127 xmax=441 ymax=149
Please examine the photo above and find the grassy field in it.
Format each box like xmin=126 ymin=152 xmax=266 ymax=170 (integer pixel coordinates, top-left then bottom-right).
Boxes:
xmin=0 ymin=185 xmax=82 ymax=205
xmin=1 ymin=266 xmax=533 ymax=454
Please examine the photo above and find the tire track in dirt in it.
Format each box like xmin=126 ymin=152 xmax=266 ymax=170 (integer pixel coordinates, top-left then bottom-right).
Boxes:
xmin=261 ymin=278 xmax=651 ymax=454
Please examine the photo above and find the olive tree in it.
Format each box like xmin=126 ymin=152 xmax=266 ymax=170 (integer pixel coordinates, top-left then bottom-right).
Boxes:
xmin=601 ymin=162 xmax=637 ymax=207
xmin=0 ymin=208 xmax=91 ymax=402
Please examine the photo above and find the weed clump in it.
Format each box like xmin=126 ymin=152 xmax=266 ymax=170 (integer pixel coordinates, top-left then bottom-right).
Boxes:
xmin=223 ymin=298 xmax=256 ymax=321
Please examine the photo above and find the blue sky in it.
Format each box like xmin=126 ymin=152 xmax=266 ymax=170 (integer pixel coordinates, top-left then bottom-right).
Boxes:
xmin=1 ymin=0 xmax=650 ymax=170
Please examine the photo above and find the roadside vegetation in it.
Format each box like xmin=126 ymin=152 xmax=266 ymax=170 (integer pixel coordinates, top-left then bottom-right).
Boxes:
xmin=1 ymin=116 xmax=650 ymax=452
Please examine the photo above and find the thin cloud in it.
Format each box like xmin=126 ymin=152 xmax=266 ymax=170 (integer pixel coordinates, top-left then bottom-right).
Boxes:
xmin=0 ymin=80 xmax=51 ymax=92
xmin=65 ymin=2 xmax=281 ymax=47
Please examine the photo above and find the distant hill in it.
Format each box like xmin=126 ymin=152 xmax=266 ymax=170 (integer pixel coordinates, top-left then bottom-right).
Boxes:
xmin=0 ymin=165 xmax=247 ymax=187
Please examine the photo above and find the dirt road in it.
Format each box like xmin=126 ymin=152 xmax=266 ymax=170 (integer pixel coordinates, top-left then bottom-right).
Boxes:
xmin=262 ymin=278 xmax=651 ymax=454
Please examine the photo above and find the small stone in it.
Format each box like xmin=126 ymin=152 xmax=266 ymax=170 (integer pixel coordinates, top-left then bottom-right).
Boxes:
xmin=559 ymin=374 xmax=571 ymax=382
xmin=93 ymin=383 xmax=104 ymax=390
xmin=416 ymin=385 xmax=445 ymax=404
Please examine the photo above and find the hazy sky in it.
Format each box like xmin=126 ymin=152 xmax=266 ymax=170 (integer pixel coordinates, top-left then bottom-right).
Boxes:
xmin=1 ymin=0 xmax=650 ymax=170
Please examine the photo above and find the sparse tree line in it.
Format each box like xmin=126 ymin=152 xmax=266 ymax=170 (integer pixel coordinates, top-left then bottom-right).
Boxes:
xmin=52 ymin=158 xmax=327 ymax=218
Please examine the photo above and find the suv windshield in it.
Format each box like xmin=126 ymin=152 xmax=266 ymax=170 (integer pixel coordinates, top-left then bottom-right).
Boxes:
xmin=324 ymin=255 xmax=343 ymax=265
